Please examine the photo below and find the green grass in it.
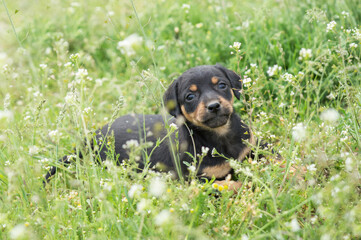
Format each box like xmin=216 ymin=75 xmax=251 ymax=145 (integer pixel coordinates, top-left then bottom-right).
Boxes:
xmin=0 ymin=0 xmax=360 ymax=239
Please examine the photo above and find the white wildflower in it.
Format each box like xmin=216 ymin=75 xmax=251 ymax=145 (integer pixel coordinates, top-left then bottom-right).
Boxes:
xmin=33 ymin=91 xmax=42 ymax=98
xmin=282 ymin=73 xmax=295 ymax=82
xmin=117 ymin=34 xmax=143 ymax=57
xmin=330 ymin=174 xmax=340 ymax=181
xmin=267 ymin=64 xmax=282 ymax=77
xmin=312 ymin=192 xmax=323 ymax=205
xmin=181 ymin=203 xmax=189 ymax=211
xmin=64 ymin=62 xmax=73 ymax=68
xmin=188 ymin=165 xmax=196 ymax=173
xmin=321 ymin=234 xmax=331 ymax=240
xmin=9 ymin=224 xmax=26 ymax=239
xmin=243 ymin=166 xmax=253 ymax=176
xmin=75 ymin=68 xmax=88 ymax=81
xmin=345 ymin=157 xmax=353 ymax=172
xmin=39 ymin=158 xmax=50 ymax=164
xmin=241 ymin=235 xmax=249 ymax=240
xmin=299 ymin=48 xmax=312 ymax=61
xmin=4 ymin=93 xmax=10 ymax=109
xmin=287 ymin=218 xmax=300 ymax=232
xmin=29 ymin=146 xmax=40 ymax=155
xmin=326 ymin=21 xmax=336 ymax=32
xmin=45 ymin=47 xmax=52 ymax=55
xmin=0 ymin=110 xmax=13 ymax=121
xmin=310 ymin=215 xmax=318 ymax=224
xmin=69 ymin=53 xmax=80 ymax=62
xmin=326 ymin=92 xmax=336 ymax=100
xmin=0 ymin=52 xmax=8 ymax=64
xmin=137 ymin=198 xmax=150 ymax=213
xmin=352 ymin=28 xmax=361 ymax=40
xmin=292 ymin=123 xmax=306 ymax=142
xmin=341 ymin=11 xmax=349 ymax=18
xmin=229 ymin=42 xmax=242 ymax=50
xmin=307 ymin=164 xmax=317 ymax=172
xmin=181 ymin=4 xmax=190 ymax=9
xmin=349 ymin=43 xmax=357 ymax=48
xmin=279 ymin=102 xmax=286 ymax=108
xmin=169 ymin=123 xmax=178 ymax=131
xmin=128 ymin=184 xmax=143 ymax=198
xmin=83 ymin=107 xmax=93 ymax=114
xmin=122 ymin=139 xmax=139 ymax=149
xmin=250 ymin=63 xmax=257 ymax=69
xmin=2 ymin=63 xmax=9 ymax=74
xmin=100 ymin=178 xmax=112 ymax=191
xmin=49 ymin=130 xmax=61 ymax=141
xmin=320 ymin=108 xmax=340 ymax=123
xmin=148 ymin=177 xmax=166 ymax=197
xmin=201 ymin=146 xmax=209 ymax=155
xmin=243 ymin=77 xmax=252 ymax=87
xmin=154 ymin=210 xmax=171 ymax=226
xmin=331 ymin=186 xmax=340 ymax=198
xmin=39 ymin=63 xmax=48 ymax=70
xmin=195 ymin=23 xmax=203 ymax=28
xmin=65 ymin=92 xmax=78 ymax=105
xmin=242 ymin=20 xmax=250 ymax=29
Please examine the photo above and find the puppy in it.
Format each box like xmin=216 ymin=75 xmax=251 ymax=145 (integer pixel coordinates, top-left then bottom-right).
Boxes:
xmin=45 ymin=64 xmax=265 ymax=190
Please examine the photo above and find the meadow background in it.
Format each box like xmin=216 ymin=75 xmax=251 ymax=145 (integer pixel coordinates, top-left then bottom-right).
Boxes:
xmin=0 ymin=0 xmax=360 ymax=239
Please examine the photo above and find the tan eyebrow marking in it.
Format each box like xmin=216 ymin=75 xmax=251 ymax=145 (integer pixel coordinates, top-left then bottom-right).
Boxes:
xmin=211 ymin=77 xmax=219 ymax=84
xmin=189 ymin=84 xmax=197 ymax=91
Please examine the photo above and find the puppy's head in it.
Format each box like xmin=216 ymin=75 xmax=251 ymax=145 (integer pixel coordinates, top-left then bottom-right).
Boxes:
xmin=163 ymin=64 xmax=242 ymax=131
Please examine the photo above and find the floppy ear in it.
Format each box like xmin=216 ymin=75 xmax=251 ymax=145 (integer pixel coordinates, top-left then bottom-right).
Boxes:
xmin=163 ymin=78 xmax=181 ymax=117
xmin=215 ymin=63 xmax=242 ymax=99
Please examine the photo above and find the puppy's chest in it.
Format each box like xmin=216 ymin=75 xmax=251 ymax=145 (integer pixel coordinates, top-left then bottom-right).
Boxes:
xmin=196 ymin=139 xmax=248 ymax=179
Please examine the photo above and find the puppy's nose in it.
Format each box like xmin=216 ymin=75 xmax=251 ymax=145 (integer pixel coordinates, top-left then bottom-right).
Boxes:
xmin=207 ymin=102 xmax=221 ymax=113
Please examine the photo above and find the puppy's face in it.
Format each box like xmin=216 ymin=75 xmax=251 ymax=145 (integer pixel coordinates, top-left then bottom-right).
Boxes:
xmin=164 ymin=65 xmax=242 ymax=131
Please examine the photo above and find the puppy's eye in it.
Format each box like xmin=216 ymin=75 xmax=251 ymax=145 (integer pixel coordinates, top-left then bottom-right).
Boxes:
xmin=218 ymin=82 xmax=227 ymax=89
xmin=186 ymin=93 xmax=195 ymax=101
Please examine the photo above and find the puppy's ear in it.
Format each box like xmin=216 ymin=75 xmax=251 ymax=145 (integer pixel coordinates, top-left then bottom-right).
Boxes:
xmin=215 ymin=63 xmax=242 ymax=99
xmin=163 ymin=78 xmax=181 ymax=117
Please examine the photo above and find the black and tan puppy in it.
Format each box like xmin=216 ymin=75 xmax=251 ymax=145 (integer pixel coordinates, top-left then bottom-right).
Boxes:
xmin=45 ymin=64 xmax=261 ymax=190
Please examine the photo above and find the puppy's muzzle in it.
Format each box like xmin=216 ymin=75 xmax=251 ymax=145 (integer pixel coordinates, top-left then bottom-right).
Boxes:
xmin=201 ymin=100 xmax=231 ymax=128
xmin=207 ymin=101 xmax=221 ymax=113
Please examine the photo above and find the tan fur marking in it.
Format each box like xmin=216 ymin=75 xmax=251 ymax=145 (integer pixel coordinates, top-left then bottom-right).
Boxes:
xmin=189 ymin=84 xmax=197 ymax=91
xmin=181 ymin=96 xmax=235 ymax=136
xmin=230 ymin=89 xmax=235 ymax=103
xmin=181 ymin=103 xmax=205 ymax=127
xmin=212 ymin=121 xmax=230 ymax=136
xmin=211 ymin=76 xmax=219 ymax=84
xmin=238 ymin=130 xmax=256 ymax=161
xmin=202 ymin=162 xmax=232 ymax=179
xmin=181 ymin=104 xmax=231 ymax=136
xmin=219 ymin=96 xmax=233 ymax=112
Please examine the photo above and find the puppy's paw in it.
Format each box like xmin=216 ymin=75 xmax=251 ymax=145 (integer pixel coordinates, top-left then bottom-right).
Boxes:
xmin=212 ymin=179 xmax=243 ymax=193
